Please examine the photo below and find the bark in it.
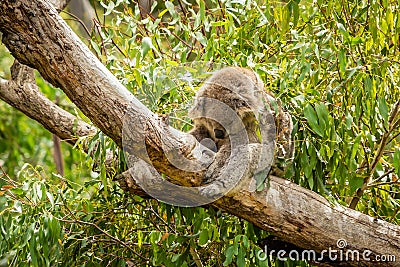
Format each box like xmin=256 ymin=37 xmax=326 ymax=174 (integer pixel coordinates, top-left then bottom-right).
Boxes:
xmin=0 ymin=0 xmax=210 ymax=185
xmin=0 ymin=1 xmax=399 ymax=266
xmin=117 ymin=147 xmax=400 ymax=266
xmin=0 ymin=61 xmax=96 ymax=144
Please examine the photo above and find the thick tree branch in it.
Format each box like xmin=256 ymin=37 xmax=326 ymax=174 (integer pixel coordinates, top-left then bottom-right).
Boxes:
xmin=0 ymin=0 xmax=211 ymax=185
xmin=0 ymin=1 xmax=399 ymax=266
xmin=0 ymin=61 xmax=95 ymax=144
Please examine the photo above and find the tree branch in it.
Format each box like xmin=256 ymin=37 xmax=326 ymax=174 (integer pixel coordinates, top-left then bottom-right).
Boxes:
xmin=0 ymin=61 xmax=96 ymax=144
xmin=0 ymin=0 xmax=211 ymax=185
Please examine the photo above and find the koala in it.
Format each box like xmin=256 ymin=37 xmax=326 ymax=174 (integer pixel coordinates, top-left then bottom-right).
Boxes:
xmin=189 ymin=67 xmax=294 ymax=183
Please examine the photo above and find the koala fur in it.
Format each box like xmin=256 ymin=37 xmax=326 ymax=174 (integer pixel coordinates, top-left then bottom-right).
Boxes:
xmin=189 ymin=67 xmax=294 ymax=182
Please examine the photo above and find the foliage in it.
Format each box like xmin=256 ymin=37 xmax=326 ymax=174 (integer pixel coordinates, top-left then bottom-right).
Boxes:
xmin=0 ymin=44 xmax=91 ymax=182
xmin=0 ymin=0 xmax=399 ymax=266
xmin=0 ymin=165 xmax=276 ymax=267
xmin=90 ymin=0 xmax=400 ymax=218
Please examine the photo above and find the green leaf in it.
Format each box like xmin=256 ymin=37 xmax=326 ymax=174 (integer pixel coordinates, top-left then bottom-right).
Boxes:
xmin=171 ymin=253 xmax=181 ymax=262
xmin=211 ymin=21 xmax=228 ymax=27
xmin=223 ymin=246 xmax=236 ymax=266
xmin=165 ymin=1 xmax=175 ymax=16
xmin=199 ymin=0 xmax=205 ymax=22
xmin=198 ymin=229 xmax=209 ymax=246
xmin=308 ymin=145 xmax=317 ymax=170
xmin=394 ymin=149 xmax=400 ymax=176
xmin=292 ymin=2 xmax=299 ymax=27
xmin=242 ymin=235 xmax=249 ymax=248
xmin=307 ymin=175 xmax=314 ymax=189
xmin=89 ymin=40 xmax=101 ymax=57
xmin=350 ymin=135 xmax=362 ymax=160
xmin=29 ymin=234 xmax=38 ymax=267
xmin=304 ymin=104 xmax=324 ymax=137
xmin=236 ymin=247 xmax=245 ymax=267
xmin=338 ymin=49 xmax=347 ymax=75
xmin=315 ymin=103 xmax=329 ymax=132
xmin=314 ymin=43 xmax=320 ymax=61
xmin=316 ymin=29 xmax=329 ymax=37
xmin=141 ymin=37 xmax=152 ymax=58
xmin=364 ymin=76 xmax=373 ymax=96
xmin=350 ymin=36 xmax=363 ymax=45
xmin=103 ymin=1 xmax=115 ymax=16
xmin=234 ymin=234 xmax=242 ymax=244
xmin=378 ymin=97 xmax=389 ymax=124
xmin=165 ymin=59 xmax=179 ymax=66
xmin=345 ymin=113 xmax=353 ymax=130
xmin=46 ymin=191 xmax=54 ymax=208
xmin=349 ymin=176 xmax=364 ymax=194
xmin=10 ymin=187 xmax=24 ymax=196
xmin=195 ymin=32 xmax=207 ymax=46
xmin=254 ymin=170 xmax=268 ymax=191
xmin=138 ymin=230 xmax=143 ymax=249
xmin=336 ymin=22 xmax=349 ymax=39
xmin=149 ymin=231 xmax=161 ymax=244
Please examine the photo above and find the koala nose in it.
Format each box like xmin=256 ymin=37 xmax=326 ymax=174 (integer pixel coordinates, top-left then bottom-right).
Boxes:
xmin=214 ymin=129 xmax=225 ymax=139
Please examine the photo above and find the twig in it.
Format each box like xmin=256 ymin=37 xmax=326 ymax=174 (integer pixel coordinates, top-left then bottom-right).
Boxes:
xmin=190 ymin=246 xmax=204 ymax=267
xmin=58 ymin=217 xmax=149 ymax=261
xmin=368 ymin=168 xmax=395 ymax=186
xmin=349 ymin=100 xmax=400 ymax=209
